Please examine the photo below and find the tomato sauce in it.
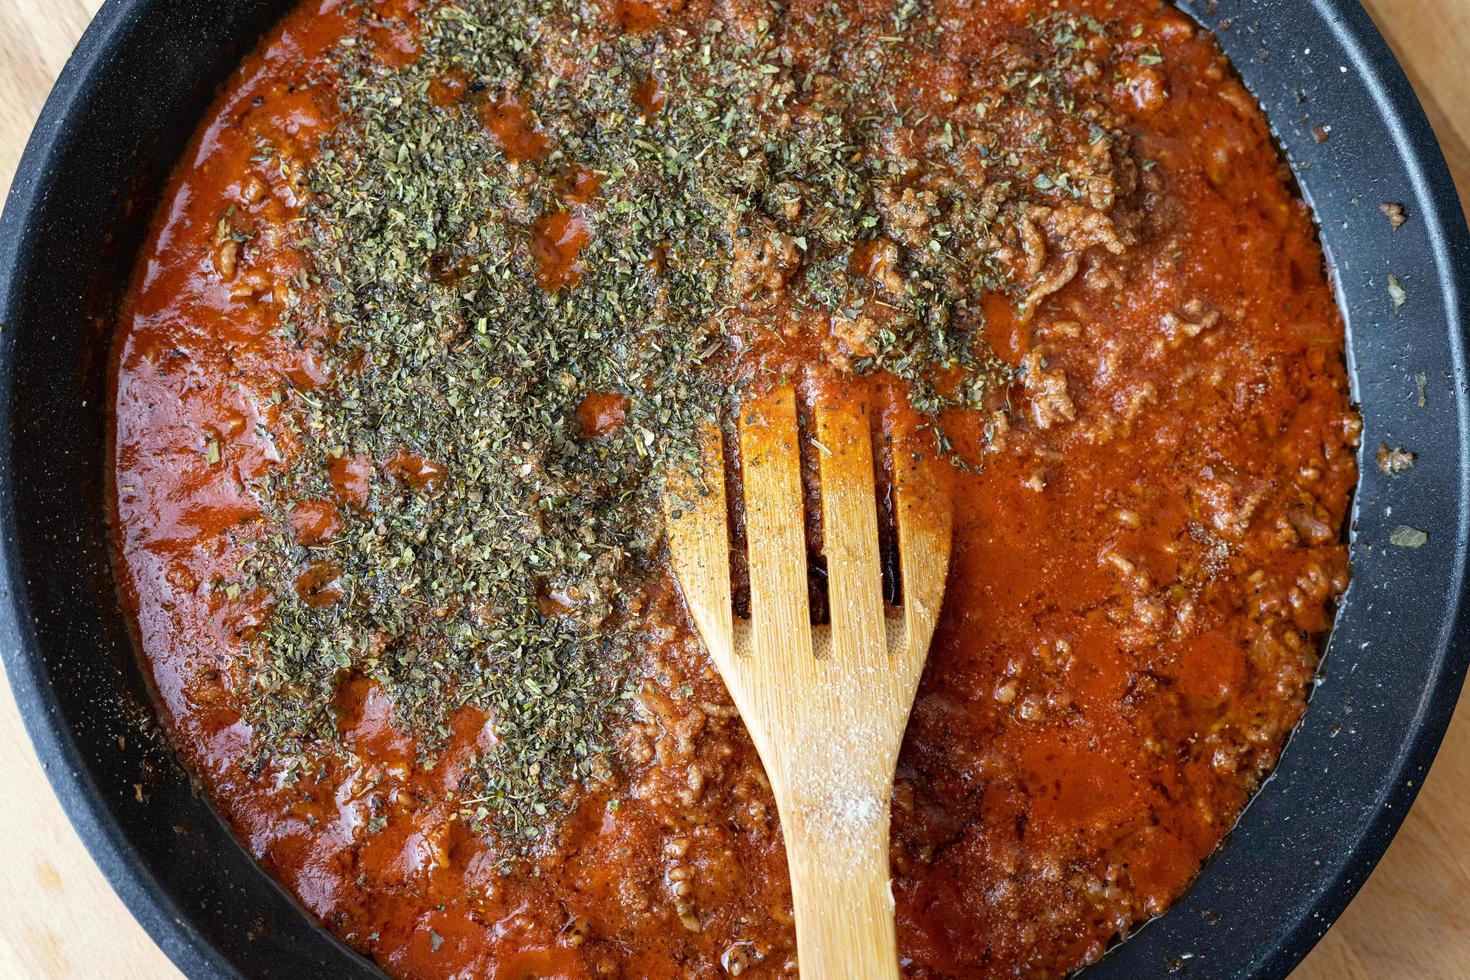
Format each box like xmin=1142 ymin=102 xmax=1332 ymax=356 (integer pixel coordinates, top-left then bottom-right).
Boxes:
xmin=532 ymin=211 xmax=593 ymax=292
xmin=481 ymin=94 xmax=553 ymax=164
xmin=111 ymin=1 xmax=1356 ymax=977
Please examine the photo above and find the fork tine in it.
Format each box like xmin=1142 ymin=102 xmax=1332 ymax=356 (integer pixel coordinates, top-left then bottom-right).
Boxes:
xmin=814 ymin=397 xmax=886 ymax=667
xmin=891 ymin=415 xmax=953 ymax=686
xmin=740 ymin=386 xmax=815 ymax=666
xmin=664 ymin=424 xmax=735 ymax=663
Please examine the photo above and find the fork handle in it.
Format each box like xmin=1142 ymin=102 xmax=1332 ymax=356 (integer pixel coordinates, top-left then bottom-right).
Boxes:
xmin=776 ymin=786 xmax=903 ymax=980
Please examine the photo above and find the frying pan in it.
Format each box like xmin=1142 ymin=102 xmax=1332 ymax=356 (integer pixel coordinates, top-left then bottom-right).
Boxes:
xmin=1 ymin=0 xmax=1467 ymax=977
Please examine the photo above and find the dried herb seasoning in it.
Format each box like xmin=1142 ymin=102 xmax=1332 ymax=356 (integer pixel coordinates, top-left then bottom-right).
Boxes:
xmin=236 ymin=0 xmax=1141 ymax=858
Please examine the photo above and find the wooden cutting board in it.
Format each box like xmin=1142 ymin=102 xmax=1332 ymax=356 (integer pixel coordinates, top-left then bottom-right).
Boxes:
xmin=0 ymin=1 xmax=1465 ymax=977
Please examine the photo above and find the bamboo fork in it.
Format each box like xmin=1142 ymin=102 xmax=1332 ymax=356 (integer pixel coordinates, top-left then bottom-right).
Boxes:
xmin=665 ymin=385 xmax=952 ymax=979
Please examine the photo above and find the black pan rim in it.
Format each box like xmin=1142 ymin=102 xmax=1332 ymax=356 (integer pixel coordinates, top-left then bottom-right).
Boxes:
xmin=0 ymin=8 xmax=236 ymax=977
xmin=1293 ymin=0 xmax=1470 ymax=959
xmin=0 ymin=1 xmax=1467 ymax=978
xmin=1106 ymin=2 xmax=1470 ymax=975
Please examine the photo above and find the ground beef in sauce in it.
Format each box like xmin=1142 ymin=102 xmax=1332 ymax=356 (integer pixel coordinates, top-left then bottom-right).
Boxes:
xmin=111 ymin=0 xmax=1356 ymax=977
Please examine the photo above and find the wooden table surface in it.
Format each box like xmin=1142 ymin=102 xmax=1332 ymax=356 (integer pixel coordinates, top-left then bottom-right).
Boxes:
xmin=0 ymin=1 xmax=1467 ymax=977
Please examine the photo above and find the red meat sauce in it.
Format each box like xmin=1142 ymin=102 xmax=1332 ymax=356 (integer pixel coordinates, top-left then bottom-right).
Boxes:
xmin=111 ymin=0 xmax=1357 ymax=976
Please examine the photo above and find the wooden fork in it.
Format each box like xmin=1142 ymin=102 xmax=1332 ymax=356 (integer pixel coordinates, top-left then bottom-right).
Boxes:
xmin=665 ymin=385 xmax=952 ymax=979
